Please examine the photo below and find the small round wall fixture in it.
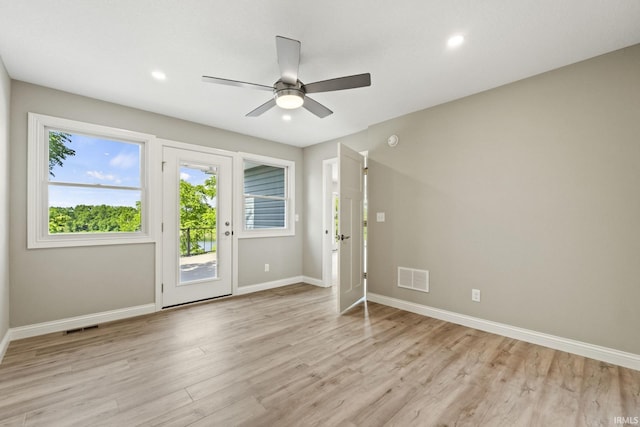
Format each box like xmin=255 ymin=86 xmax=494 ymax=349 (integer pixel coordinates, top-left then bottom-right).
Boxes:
xmin=388 ymin=134 xmax=399 ymax=147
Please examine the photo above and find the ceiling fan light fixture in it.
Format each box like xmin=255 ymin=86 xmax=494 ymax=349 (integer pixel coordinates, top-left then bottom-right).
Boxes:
xmin=275 ymin=89 xmax=304 ymax=109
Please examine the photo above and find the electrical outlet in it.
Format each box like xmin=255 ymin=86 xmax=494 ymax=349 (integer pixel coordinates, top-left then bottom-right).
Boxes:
xmin=471 ymin=289 xmax=481 ymax=302
xmin=265 ymin=263 xmax=270 ymax=272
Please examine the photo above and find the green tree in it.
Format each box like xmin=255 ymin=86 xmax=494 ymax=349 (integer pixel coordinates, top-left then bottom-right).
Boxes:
xmin=116 ymin=201 xmax=142 ymax=232
xmin=48 ymin=204 xmax=141 ymax=234
xmin=49 ymin=132 xmax=75 ymax=177
xmin=179 ymin=175 xmax=217 ymax=256
xmin=49 ymin=207 xmax=73 ymax=233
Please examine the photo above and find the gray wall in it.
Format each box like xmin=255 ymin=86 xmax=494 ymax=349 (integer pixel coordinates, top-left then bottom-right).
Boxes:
xmin=302 ymin=130 xmax=368 ymax=279
xmin=9 ymin=81 xmax=302 ymax=327
xmin=0 ymin=58 xmax=10 ymax=342
xmin=303 ymin=44 xmax=640 ymax=354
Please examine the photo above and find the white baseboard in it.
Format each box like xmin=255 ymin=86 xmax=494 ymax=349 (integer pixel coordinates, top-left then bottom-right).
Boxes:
xmin=0 ymin=328 xmax=10 ymax=364
xmin=9 ymin=304 xmax=156 ymax=341
xmin=302 ymin=276 xmax=331 ymax=287
xmin=367 ymin=292 xmax=640 ymax=372
xmin=235 ymin=276 xmax=304 ymax=295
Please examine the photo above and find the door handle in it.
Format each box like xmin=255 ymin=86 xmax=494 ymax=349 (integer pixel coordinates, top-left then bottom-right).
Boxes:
xmin=224 ymin=231 xmax=231 ymax=236
xmin=340 ymin=234 xmax=350 ymax=241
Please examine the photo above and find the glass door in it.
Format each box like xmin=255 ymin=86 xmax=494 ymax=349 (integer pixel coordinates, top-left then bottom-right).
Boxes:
xmin=162 ymin=147 xmax=232 ymax=307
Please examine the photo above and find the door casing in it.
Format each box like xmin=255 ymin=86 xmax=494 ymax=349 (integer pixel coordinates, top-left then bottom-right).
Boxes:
xmin=154 ymin=139 xmax=238 ymax=310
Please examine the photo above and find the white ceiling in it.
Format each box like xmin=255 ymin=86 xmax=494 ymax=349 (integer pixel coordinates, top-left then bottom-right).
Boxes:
xmin=1 ymin=1 xmax=639 ymax=147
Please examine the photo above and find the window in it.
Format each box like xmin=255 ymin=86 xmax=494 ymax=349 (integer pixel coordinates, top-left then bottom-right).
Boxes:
xmin=28 ymin=113 xmax=156 ymax=248
xmin=239 ymin=153 xmax=295 ymax=237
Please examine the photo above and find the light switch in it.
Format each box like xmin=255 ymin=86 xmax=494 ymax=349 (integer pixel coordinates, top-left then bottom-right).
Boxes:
xmin=376 ymin=212 xmax=385 ymax=222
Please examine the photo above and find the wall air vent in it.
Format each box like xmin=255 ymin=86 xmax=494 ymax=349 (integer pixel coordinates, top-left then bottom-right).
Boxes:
xmin=398 ymin=267 xmax=429 ymax=293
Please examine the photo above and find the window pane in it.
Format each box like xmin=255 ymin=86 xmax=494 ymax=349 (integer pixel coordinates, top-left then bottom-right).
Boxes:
xmin=243 ymin=161 xmax=285 ymax=197
xmin=48 ymin=186 xmax=141 ymax=233
xmin=245 ymin=197 xmax=285 ymax=229
xmin=48 ymin=130 xmax=141 ymax=188
xmin=179 ymin=164 xmax=218 ymax=283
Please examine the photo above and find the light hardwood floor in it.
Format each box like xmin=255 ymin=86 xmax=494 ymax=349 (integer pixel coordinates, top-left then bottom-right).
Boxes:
xmin=1 ymin=284 xmax=638 ymax=426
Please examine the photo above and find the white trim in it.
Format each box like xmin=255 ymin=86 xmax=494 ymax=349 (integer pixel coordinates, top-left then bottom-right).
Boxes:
xmin=322 ymin=158 xmax=338 ymax=287
xmin=156 ymin=138 xmax=239 ymax=311
xmin=235 ymin=276 xmax=304 ymax=295
xmin=151 ymin=141 xmax=163 ymax=312
xmin=157 ymin=138 xmax=236 ymax=157
xmin=236 ymin=152 xmax=295 ymax=238
xmin=9 ymin=304 xmax=156 ymax=341
xmin=27 ymin=113 xmax=156 ymax=248
xmin=303 ymin=276 xmax=330 ymax=287
xmin=0 ymin=328 xmax=10 ymax=364
xmin=232 ymin=229 xmax=239 ymax=295
xmin=367 ymin=293 xmax=640 ymax=371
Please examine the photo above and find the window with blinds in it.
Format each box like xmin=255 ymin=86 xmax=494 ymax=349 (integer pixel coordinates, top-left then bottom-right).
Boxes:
xmin=244 ymin=162 xmax=286 ymax=229
xmin=240 ymin=154 xmax=295 ymax=237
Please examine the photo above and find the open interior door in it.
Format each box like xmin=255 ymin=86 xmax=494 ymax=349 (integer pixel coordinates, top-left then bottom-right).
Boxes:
xmin=337 ymin=143 xmax=365 ymax=313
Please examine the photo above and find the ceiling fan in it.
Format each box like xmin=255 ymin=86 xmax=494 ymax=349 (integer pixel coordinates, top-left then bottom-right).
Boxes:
xmin=202 ymin=36 xmax=371 ymax=118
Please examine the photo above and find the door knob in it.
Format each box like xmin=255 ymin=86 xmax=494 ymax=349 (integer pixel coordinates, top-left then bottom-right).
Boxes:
xmin=340 ymin=234 xmax=350 ymax=241
xmin=224 ymin=231 xmax=231 ymax=236
xmin=225 ymin=221 xmax=230 ymax=226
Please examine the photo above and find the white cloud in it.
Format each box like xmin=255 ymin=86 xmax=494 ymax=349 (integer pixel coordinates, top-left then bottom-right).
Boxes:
xmin=109 ymin=153 xmax=138 ymax=169
xmin=180 ymin=172 xmax=191 ymax=181
xmin=86 ymin=170 xmax=121 ymax=184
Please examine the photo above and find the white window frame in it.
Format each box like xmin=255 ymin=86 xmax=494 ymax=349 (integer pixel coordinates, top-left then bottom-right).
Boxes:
xmin=236 ymin=152 xmax=295 ymax=238
xmin=27 ymin=113 xmax=157 ymax=248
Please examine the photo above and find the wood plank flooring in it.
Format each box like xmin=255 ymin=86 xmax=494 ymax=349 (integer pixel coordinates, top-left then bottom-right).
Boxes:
xmin=1 ymin=284 xmax=638 ymax=426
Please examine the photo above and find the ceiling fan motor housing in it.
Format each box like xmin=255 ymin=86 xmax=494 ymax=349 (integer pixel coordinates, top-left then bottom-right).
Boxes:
xmin=274 ymin=80 xmax=305 ymax=109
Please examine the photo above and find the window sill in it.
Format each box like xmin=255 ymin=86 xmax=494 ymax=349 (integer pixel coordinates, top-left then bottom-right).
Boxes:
xmin=28 ymin=234 xmax=154 ymax=249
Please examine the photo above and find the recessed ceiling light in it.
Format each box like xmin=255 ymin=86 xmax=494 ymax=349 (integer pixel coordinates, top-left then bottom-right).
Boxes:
xmin=151 ymin=70 xmax=166 ymax=81
xmin=447 ymin=34 xmax=465 ymax=48
xmin=282 ymin=114 xmax=292 ymax=121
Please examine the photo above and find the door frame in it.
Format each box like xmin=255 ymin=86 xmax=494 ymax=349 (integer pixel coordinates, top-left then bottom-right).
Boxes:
xmin=154 ymin=139 xmax=238 ymax=311
xmin=322 ymin=158 xmax=338 ymax=286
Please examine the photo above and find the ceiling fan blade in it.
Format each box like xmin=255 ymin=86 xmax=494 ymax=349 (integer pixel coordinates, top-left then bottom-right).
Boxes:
xmin=303 ymin=73 xmax=371 ymax=94
xmin=276 ymin=36 xmax=301 ymax=85
xmin=202 ymin=75 xmax=273 ymax=92
xmin=303 ymin=96 xmax=333 ymax=118
xmin=246 ymin=98 xmax=277 ymax=117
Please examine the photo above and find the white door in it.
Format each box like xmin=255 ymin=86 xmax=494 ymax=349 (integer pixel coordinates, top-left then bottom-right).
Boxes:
xmin=337 ymin=143 xmax=365 ymax=313
xmin=162 ymin=147 xmax=233 ymax=307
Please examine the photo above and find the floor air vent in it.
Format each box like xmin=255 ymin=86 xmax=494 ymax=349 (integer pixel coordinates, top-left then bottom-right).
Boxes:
xmin=65 ymin=325 xmax=99 ymax=334
xmin=398 ymin=267 xmax=429 ymax=293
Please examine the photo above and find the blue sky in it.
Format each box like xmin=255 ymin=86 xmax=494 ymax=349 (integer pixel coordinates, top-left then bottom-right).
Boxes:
xmin=48 ymin=133 xmax=215 ymax=208
xmin=179 ymin=167 xmax=210 ymax=186
xmin=49 ymin=133 xmax=141 ymax=208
